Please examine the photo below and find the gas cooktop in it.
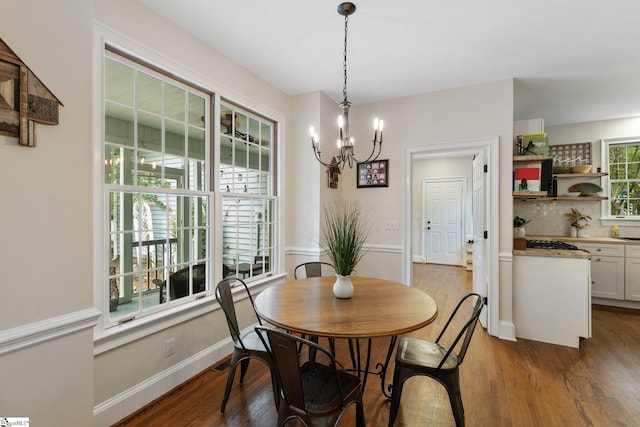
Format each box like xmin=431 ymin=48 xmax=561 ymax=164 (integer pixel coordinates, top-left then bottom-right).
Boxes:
xmin=526 ymin=239 xmax=580 ymax=250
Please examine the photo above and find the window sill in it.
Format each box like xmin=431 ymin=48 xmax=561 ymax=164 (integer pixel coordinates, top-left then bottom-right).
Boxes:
xmin=601 ymin=218 xmax=640 ymax=227
xmin=94 ymin=273 xmax=287 ymax=355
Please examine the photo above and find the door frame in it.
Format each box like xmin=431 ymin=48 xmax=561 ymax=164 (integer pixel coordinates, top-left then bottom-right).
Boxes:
xmin=422 ymin=178 xmax=466 ymax=266
xmin=403 ymin=136 xmax=500 ymax=337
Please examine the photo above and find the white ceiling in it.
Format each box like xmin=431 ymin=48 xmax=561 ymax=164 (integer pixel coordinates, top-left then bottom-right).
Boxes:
xmin=141 ymin=0 xmax=640 ymax=127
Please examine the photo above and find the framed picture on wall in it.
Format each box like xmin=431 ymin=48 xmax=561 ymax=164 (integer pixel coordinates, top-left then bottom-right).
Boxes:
xmin=357 ymin=159 xmax=389 ymax=188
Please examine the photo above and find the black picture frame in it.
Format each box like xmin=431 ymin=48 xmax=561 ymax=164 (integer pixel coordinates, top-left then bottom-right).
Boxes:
xmin=357 ymin=159 xmax=389 ymax=188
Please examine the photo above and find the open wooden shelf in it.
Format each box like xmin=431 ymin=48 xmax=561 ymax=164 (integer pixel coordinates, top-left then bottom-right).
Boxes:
xmin=514 ymin=195 xmax=608 ymax=201
xmin=554 ymin=172 xmax=607 ymax=178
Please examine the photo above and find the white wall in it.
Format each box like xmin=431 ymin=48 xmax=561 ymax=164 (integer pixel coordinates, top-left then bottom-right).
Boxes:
xmin=0 ymin=0 xmax=95 ymax=425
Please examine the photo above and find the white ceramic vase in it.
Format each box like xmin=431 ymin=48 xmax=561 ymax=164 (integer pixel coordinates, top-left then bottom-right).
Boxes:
xmin=514 ymin=227 xmax=525 ymax=238
xmin=333 ymin=274 xmax=354 ymax=299
xmin=570 ymin=227 xmax=578 ymax=237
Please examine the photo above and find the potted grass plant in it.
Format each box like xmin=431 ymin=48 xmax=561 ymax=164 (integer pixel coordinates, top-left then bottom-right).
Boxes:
xmin=321 ymin=200 xmax=370 ymax=298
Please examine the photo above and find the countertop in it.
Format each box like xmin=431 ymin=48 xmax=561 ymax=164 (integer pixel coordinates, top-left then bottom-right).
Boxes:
xmin=513 ymin=247 xmax=591 ymax=259
xmin=513 ymin=235 xmax=640 ymax=258
xmin=529 ymin=235 xmax=640 ymax=245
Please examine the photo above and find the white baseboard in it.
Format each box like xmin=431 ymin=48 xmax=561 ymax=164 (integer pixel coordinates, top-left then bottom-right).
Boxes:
xmin=499 ymin=320 xmax=517 ymax=342
xmin=93 ymin=334 xmax=236 ymax=427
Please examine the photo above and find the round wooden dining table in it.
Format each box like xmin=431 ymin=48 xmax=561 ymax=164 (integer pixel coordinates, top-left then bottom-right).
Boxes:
xmin=254 ymin=275 xmax=438 ymax=395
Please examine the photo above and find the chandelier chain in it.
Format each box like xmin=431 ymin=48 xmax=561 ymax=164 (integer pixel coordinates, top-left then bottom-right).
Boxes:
xmin=343 ymin=14 xmax=349 ymax=104
xmin=309 ymin=3 xmax=384 ymax=170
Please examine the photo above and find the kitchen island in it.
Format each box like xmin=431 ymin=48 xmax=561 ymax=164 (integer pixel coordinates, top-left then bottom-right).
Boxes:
xmin=513 ymin=241 xmax=591 ymax=348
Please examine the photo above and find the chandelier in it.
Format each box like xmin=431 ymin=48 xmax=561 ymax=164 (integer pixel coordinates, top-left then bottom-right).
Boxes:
xmin=309 ymin=2 xmax=384 ymax=169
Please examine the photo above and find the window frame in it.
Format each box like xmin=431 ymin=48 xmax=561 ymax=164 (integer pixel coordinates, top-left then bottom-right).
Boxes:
xmin=601 ymin=136 xmax=640 ymax=225
xmin=103 ymin=49 xmax=213 ymax=327
xmin=219 ymin=100 xmax=277 ymax=281
xmin=93 ymin=32 xmax=286 ymax=351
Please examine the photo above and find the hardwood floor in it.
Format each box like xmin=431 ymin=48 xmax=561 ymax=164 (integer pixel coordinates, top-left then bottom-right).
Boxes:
xmin=113 ymin=264 xmax=640 ymax=426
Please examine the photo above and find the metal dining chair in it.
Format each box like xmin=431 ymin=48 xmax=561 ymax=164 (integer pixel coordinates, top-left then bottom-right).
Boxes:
xmin=388 ymin=293 xmax=485 ymax=427
xmin=215 ymin=278 xmax=279 ymax=414
xmin=294 ymin=261 xmax=335 ymax=279
xmin=256 ymin=325 xmax=366 ymax=427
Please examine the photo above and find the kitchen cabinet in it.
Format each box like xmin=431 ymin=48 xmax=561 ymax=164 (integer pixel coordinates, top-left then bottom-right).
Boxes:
xmin=574 ymin=243 xmax=625 ymax=300
xmin=625 ymin=245 xmax=640 ymax=301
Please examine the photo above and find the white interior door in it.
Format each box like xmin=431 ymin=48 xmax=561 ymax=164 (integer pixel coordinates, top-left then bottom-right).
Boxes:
xmin=472 ymin=150 xmax=488 ymax=327
xmin=424 ymin=179 xmax=463 ymax=265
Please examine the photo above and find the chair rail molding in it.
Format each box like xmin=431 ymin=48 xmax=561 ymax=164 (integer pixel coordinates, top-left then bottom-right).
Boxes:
xmin=0 ymin=307 xmax=101 ymax=356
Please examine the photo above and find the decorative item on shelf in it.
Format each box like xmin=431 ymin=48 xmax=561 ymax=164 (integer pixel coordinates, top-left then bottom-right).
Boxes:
xmin=564 ymin=191 xmax=582 ymax=197
xmin=568 ymin=182 xmax=603 ymax=196
xmin=513 ymin=216 xmax=531 ymax=238
xmin=517 ymin=133 xmax=549 ymax=156
xmin=321 ymin=200 xmax=371 ymax=298
xmin=570 ymin=164 xmax=592 ymax=174
xmin=309 ymin=3 xmax=384 ymax=170
xmin=565 ymin=208 xmax=591 ymax=238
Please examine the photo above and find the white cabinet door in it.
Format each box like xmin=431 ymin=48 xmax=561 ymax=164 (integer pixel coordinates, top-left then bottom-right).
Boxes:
xmin=625 ymin=245 xmax=640 ymax=301
xmin=590 ymin=256 xmax=626 ymax=300
xmin=575 ymin=243 xmax=625 ymax=300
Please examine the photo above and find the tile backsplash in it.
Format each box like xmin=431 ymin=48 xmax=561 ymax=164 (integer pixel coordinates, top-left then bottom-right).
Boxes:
xmin=514 ymin=200 xmax=639 ymax=238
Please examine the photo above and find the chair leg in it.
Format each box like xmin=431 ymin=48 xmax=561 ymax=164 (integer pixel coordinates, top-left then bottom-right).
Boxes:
xmin=239 ymin=358 xmax=250 ymax=383
xmin=442 ymin=370 xmax=465 ymax=427
xmin=388 ymin=365 xmax=407 ymax=427
xmin=356 ymin=400 xmax=366 ymax=427
xmin=220 ymin=352 xmax=241 ymax=414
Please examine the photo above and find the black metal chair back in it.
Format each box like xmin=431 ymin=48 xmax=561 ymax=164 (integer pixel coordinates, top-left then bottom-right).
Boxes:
xmin=388 ymin=293 xmax=485 ymax=427
xmin=294 ymin=261 xmax=335 ymax=279
xmin=256 ymin=326 xmax=365 ymax=427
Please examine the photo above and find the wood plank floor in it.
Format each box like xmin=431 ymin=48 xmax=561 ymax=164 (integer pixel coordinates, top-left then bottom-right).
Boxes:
xmin=113 ymin=263 xmax=640 ymax=426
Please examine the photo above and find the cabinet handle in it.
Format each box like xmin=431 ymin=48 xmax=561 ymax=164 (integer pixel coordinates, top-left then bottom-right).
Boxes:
xmin=596 ymin=258 xmax=601 ymax=262
xmin=597 ymin=248 xmax=602 ymax=252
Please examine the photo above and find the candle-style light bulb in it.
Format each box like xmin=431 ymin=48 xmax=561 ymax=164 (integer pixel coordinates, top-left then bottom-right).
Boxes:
xmin=373 ymin=117 xmax=379 ymax=130
xmin=338 ymin=115 xmax=344 ymax=128
xmin=309 ymin=126 xmax=315 ymax=137
xmin=378 ymin=120 xmax=384 ymax=132
xmin=337 ymin=139 xmax=342 ymax=148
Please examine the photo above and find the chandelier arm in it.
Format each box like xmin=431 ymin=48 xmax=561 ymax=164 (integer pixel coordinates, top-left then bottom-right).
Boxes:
xmin=350 ymin=141 xmax=383 ymax=164
xmin=314 ymin=147 xmax=346 ymax=169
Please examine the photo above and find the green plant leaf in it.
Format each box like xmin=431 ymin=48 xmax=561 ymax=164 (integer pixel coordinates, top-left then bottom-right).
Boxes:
xmin=320 ymin=200 xmax=371 ymax=276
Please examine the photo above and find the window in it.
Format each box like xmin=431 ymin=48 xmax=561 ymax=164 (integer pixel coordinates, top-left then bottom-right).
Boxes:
xmin=101 ymin=47 xmax=280 ymax=330
xmin=219 ymin=103 xmax=275 ymax=280
xmin=104 ymin=50 xmax=211 ymax=324
xmin=603 ymin=137 xmax=640 ymax=219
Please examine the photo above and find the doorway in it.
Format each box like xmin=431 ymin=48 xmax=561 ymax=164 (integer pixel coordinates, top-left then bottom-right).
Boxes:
xmin=403 ymin=137 xmax=499 ymax=337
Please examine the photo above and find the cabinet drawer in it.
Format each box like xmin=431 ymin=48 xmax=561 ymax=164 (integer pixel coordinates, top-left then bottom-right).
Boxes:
xmin=575 ymin=243 xmax=625 ymax=257
xmin=626 ymin=245 xmax=640 ymax=258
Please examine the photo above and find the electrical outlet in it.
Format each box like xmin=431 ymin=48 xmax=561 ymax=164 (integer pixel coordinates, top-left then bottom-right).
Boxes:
xmin=165 ymin=338 xmax=176 ymax=357
xmin=385 ymin=220 xmax=399 ymax=230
